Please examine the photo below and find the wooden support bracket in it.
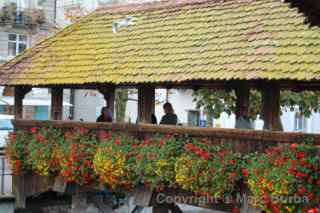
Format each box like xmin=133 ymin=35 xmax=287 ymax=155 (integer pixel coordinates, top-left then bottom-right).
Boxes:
xmin=51 ymin=87 xmax=63 ymax=120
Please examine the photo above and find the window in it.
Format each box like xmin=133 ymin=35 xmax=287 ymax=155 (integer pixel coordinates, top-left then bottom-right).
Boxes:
xmin=187 ymin=110 xmax=200 ymax=127
xmin=294 ymin=113 xmax=307 ymax=132
xmin=8 ymin=34 xmax=27 ymax=57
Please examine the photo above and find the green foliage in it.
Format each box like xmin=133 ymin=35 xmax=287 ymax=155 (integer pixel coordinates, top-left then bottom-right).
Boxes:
xmin=193 ymin=89 xmax=320 ymax=120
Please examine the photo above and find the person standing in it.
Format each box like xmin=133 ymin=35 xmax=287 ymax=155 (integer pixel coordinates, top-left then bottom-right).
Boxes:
xmin=160 ymin=102 xmax=178 ymax=125
xmin=97 ymin=107 xmax=113 ymax=122
xmin=235 ymin=105 xmax=253 ymax=129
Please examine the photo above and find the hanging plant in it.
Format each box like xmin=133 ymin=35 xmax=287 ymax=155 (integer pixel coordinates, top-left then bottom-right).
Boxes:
xmin=246 ymin=142 xmax=320 ymax=212
xmin=93 ymin=132 xmax=139 ymax=191
xmin=58 ymin=128 xmax=97 ymax=185
xmin=135 ymin=134 xmax=185 ymax=191
xmin=175 ymin=139 xmax=243 ymax=199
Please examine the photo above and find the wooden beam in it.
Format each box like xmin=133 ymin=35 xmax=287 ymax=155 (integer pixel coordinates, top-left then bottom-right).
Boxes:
xmin=234 ymin=82 xmax=250 ymax=120
xmin=138 ymin=85 xmax=155 ymax=123
xmin=14 ymin=86 xmax=31 ymax=119
xmin=12 ymin=120 xmax=320 ymax=145
xmin=98 ymin=87 xmax=115 ymax=119
xmin=51 ymin=87 xmax=63 ymax=120
xmin=261 ymin=83 xmax=283 ymax=131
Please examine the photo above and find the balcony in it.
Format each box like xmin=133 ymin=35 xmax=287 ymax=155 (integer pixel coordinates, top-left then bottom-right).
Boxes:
xmin=0 ymin=3 xmax=45 ymax=29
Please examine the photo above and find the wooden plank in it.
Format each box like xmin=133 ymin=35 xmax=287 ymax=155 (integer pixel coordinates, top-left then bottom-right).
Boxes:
xmin=138 ymin=85 xmax=155 ymax=123
xmin=51 ymin=87 xmax=63 ymax=120
xmin=52 ymin=176 xmax=67 ymax=193
xmin=132 ymin=185 xmax=153 ymax=207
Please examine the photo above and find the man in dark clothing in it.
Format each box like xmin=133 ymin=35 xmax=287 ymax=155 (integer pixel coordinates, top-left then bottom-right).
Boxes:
xmin=97 ymin=107 xmax=113 ymax=122
xmin=160 ymin=102 xmax=178 ymax=125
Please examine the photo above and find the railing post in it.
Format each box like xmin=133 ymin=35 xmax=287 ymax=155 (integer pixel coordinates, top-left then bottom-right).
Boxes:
xmin=138 ymin=85 xmax=155 ymax=123
xmin=14 ymin=86 xmax=31 ymax=119
xmin=261 ymin=82 xmax=283 ymax=131
xmin=234 ymin=82 xmax=250 ymax=120
xmin=51 ymin=87 xmax=63 ymax=120
xmin=1 ymin=156 xmax=4 ymax=195
xmin=71 ymin=187 xmax=87 ymax=213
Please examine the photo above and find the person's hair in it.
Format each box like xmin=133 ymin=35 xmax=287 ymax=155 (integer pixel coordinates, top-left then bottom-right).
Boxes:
xmin=101 ymin=106 xmax=108 ymax=114
xmin=163 ymin=102 xmax=174 ymax=114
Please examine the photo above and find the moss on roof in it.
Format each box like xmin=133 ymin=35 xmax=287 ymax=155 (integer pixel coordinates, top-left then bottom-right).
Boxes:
xmin=1 ymin=0 xmax=320 ymax=86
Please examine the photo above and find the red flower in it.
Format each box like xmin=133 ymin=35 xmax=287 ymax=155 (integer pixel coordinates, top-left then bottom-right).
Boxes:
xmin=114 ymin=137 xmax=121 ymax=145
xmin=229 ymin=171 xmax=237 ymax=180
xmin=290 ymin=143 xmax=298 ymax=150
xmin=147 ymin=153 xmax=157 ymax=160
xmin=307 ymin=193 xmax=315 ymax=201
xmin=298 ymin=186 xmax=307 ymax=195
xmin=197 ymin=149 xmax=211 ymax=160
xmin=36 ymin=134 xmax=45 ymax=142
xmin=288 ymin=166 xmax=297 ymax=174
xmin=159 ymin=139 xmax=165 ymax=146
xmin=98 ymin=131 xmax=112 ymax=141
xmin=141 ymin=138 xmax=151 ymax=146
xmin=242 ymin=168 xmax=249 ymax=177
xmin=316 ymin=179 xmax=320 ymax=185
xmin=218 ymin=151 xmax=226 ymax=158
xmin=308 ymin=208 xmax=318 ymax=213
xmin=9 ymin=133 xmax=17 ymax=143
xmin=31 ymin=127 xmax=37 ymax=134
xmin=296 ymin=152 xmax=305 ymax=159
xmin=231 ymin=208 xmax=240 ymax=213
xmin=77 ymin=127 xmax=89 ymax=135
xmin=136 ymin=154 xmax=143 ymax=161
xmin=230 ymin=159 xmax=237 ymax=165
xmin=296 ymin=172 xmax=309 ymax=179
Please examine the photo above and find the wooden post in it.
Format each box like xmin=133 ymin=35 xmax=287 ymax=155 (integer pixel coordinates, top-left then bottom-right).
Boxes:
xmin=98 ymin=87 xmax=115 ymax=119
xmin=51 ymin=87 xmax=63 ymax=120
xmin=234 ymin=82 xmax=250 ymax=120
xmin=13 ymin=175 xmax=26 ymax=211
xmin=14 ymin=86 xmax=31 ymax=119
xmin=13 ymin=87 xmax=30 ymax=212
xmin=72 ymin=188 xmax=87 ymax=213
xmin=261 ymin=82 xmax=283 ymax=131
xmin=138 ymin=85 xmax=155 ymax=123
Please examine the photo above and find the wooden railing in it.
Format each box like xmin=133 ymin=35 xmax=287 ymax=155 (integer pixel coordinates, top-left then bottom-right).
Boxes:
xmin=13 ymin=119 xmax=320 ymax=153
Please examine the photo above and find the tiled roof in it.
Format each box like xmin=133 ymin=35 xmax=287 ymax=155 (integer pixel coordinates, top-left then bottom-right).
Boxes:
xmin=1 ymin=0 xmax=320 ymax=86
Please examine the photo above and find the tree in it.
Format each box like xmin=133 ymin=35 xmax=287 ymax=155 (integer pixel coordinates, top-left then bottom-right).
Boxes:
xmin=193 ymin=89 xmax=320 ymax=121
xmin=115 ymin=89 xmax=128 ymax=122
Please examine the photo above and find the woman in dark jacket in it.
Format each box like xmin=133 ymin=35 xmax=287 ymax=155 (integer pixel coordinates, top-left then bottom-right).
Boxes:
xmin=96 ymin=107 xmax=113 ymax=122
xmin=160 ymin=102 xmax=178 ymax=125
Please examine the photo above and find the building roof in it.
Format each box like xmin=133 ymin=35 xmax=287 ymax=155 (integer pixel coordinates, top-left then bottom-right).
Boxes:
xmin=0 ymin=0 xmax=320 ymax=86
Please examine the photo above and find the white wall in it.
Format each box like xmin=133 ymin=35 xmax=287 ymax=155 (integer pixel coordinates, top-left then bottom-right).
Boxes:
xmin=73 ymin=89 xmax=105 ymax=122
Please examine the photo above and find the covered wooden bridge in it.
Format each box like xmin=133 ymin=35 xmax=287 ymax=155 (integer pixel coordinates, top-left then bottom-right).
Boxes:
xmin=1 ymin=0 xmax=320 ymax=212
